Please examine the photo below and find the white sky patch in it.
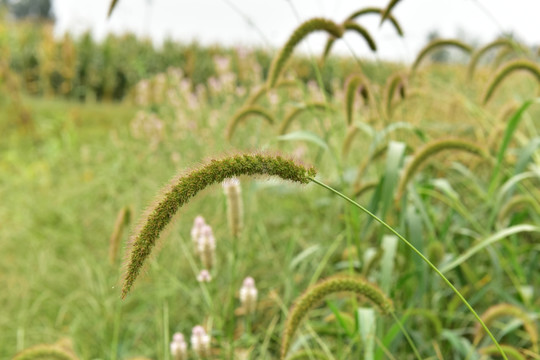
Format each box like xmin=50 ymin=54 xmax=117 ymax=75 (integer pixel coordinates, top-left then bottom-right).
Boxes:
xmin=52 ymin=0 xmax=539 ymax=62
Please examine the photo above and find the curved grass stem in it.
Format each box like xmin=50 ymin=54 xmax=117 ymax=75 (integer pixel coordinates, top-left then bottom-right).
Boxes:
xmin=308 ymin=176 xmax=509 ymax=360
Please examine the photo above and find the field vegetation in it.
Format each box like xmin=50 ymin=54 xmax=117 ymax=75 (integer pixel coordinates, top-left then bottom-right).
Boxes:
xmin=2 ymin=1 xmax=540 ymax=359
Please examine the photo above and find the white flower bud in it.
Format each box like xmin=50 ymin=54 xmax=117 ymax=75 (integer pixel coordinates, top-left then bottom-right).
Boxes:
xmin=191 ymin=216 xmax=206 ymax=246
xmin=170 ymin=332 xmax=187 ymax=360
xmin=197 ymin=225 xmax=216 ymax=269
xmin=239 ymin=277 xmax=258 ymax=314
xmin=197 ymin=269 xmax=212 ymax=283
xmin=191 ymin=325 xmax=211 ymax=357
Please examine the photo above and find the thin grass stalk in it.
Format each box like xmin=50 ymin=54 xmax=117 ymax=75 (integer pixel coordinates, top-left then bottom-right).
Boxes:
xmin=308 ymin=176 xmax=509 ymax=360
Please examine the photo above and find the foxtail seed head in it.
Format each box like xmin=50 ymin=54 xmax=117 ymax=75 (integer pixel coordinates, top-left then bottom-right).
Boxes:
xmin=479 ymin=345 xmax=526 ymax=360
xmin=395 ymin=138 xmax=486 ymax=201
xmin=411 ymin=39 xmax=472 ymax=76
xmin=343 ymin=74 xmax=373 ymax=125
xmin=121 ymin=153 xmax=316 ymax=298
xmin=267 ymin=18 xmax=344 ymax=88
xmin=474 ymin=303 xmax=538 ymax=353
xmin=343 ymin=21 xmax=377 ymax=52
xmin=278 ymin=102 xmax=330 ymax=135
xmin=384 ymin=73 xmax=407 ymax=119
xmin=380 ymin=0 xmax=403 ymax=25
xmin=346 ymin=7 xmax=404 ymax=36
xmin=482 ymin=59 xmax=540 ymax=104
xmin=226 ymin=106 xmax=275 ymax=141
xmin=467 ymin=38 xmax=515 ymax=79
xmin=12 ymin=345 xmax=79 ymax=360
xmin=109 ymin=206 xmax=131 ymax=265
xmin=280 ymin=275 xmax=392 ymax=359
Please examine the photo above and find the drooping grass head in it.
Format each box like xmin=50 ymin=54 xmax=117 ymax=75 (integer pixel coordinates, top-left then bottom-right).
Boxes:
xmin=121 ymin=152 xmax=316 ymax=298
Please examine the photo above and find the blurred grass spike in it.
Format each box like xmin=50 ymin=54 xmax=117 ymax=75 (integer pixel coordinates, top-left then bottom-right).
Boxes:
xmin=343 ymin=22 xmax=377 ymax=52
xmin=12 ymin=344 xmax=79 ymax=360
xmin=474 ymin=303 xmax=538 ymax=353
xmin=380 ymin=0 xmax=404 ymax=25
xmin=280 ymin=275 xmax=392 ymax=359
xmin=285 ymin=350 xmax=329 ymax=359
xmin=246 ymin=79 xmax=298 ymax=105
xmin=346 ymin=7 xmax=404 ymax=36
xmin=411 ymin=39 xmax=473 ymax=76
xmin=396 ymin=138 xmax=486 ymax=201
xmin=278 ymin=102 xmax=330 ymax=135
xmin=226 ymin=106 xmax=275 ymax=141
xmin=467 ymin=38 xmax=515 ymax=78
xmin=107 ymin=0 xmax=119 ymax=18
xmin=344 ymin=74 xmax=374 ymax=125
xmin=267 ymin=18 xmax=344 ymax=88
xmin=479 ymin=345 xmax=526 ymax=360
xmin=384 ymin=72 xmax=407 ymax=119
xmin=121 ymin=153 xmax=316 ymax=298
xmin=482 ymin=59 xmax=540 ymax=104
xmin=109 ymin=206 xmax=131 ymax=265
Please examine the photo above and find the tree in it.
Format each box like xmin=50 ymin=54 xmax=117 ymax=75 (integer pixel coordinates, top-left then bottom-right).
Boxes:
xmin=4 ymin=0 xmax=54 ymax=21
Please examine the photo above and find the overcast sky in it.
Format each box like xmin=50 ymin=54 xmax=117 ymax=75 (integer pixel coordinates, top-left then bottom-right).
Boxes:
xmin=52 ymin=0 xmax=539 ymax=62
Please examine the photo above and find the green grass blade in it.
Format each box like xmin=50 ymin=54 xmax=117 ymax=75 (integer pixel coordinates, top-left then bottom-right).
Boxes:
xmin=441 ymin=224 xmax=540 ymax=273
xmin=489 ymin=98 xmax=539 ymax=193
xmin=308 ymin=176 xmax=510 ymax=360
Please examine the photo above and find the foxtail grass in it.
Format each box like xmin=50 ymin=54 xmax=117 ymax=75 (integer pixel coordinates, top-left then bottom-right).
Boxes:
xmin=467 ymin=38 xmax=515 ymax=78
xmin=226 ymin=106 xmax=275 ymax=141
xmin=383 ymin=73 xmax=407 ymax=119
xmin=411 ymin=39 xmax=472 ymax=76
xmin=121 ymin=153 xmax=315 ymax=298
xmin=278 ymin=102 xmax=330 ymax=135
xmin=280 ymin=275 xmax=392 ymax=359
xmin=343 ymin=21 xmax=377 ymax=52
xmin=380 ymin=0 xmax=403 ymax=24
xmin=285 ymin=350 xmax=329 ymax=360
xmin=482 ymin=59 xmax=540 ymax=104
xmin=346 ymin=7 xmax=403 ymax=36
xmin=395 ymin=138 xmax=486 ymax=200
xmin=109 ymin=206 xmax=131 ymax=265
xmin=479 ymin=345 xmax=526 ymax=360
xmin=308 ymin=177 xmax=510 ymax=359
xmin=344 ymin=74 xmax=374 ymax=125
xmin=474 ymin=303 xmax=538 ymax=353
xmin=12 ymin=345 xmax=79 ymax=360
xmin=267 ymin=18 xmax=344 ymax=88
xmin=246 ymin=79 xmax=298 ymax=105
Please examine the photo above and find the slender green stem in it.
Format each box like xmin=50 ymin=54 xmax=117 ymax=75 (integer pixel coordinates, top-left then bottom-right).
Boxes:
xmin=390 ymin=311 xmax=422 ymax=360
xmin=308 ymin=176 xmax=509 ymax=360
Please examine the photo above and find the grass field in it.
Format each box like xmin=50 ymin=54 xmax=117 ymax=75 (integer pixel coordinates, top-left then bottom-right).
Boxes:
xmin=2 ymin=11 xmax=540 ymax=360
